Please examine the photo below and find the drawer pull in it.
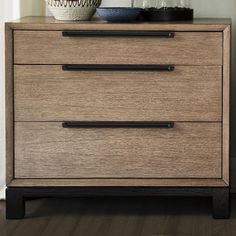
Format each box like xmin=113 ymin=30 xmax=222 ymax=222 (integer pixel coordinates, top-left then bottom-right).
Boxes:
xmin=62 ymin=64 xmax=175 ymax=72
xmin=62 ymin=31 xmax=175 ymax=38
xmin=62 ymin=122 xmax=174 ymax=129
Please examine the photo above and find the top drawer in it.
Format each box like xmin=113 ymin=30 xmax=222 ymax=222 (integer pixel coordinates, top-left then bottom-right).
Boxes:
xmin=14 ymin=31 xmax=222 ymax=65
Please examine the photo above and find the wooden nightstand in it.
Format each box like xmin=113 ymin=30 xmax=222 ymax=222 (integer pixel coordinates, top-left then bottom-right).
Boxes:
xmin=5 ymin=17 xmax=231 ymax=219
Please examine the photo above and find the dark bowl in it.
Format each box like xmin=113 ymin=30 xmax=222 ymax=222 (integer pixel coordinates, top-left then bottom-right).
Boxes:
xmin=96 ymin=7 xmax=142 ymax=22
xmin=142 ymin=8 xmax=194 ymax=21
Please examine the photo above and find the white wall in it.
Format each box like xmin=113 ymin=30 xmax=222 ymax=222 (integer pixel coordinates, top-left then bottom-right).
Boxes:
xmin=20 ymin=0 xmax=45 ymax=16
xmin=1 ymin=0 xmax=236 ymax=198
xmin=0 ymin=1 xmax=14 ymax=200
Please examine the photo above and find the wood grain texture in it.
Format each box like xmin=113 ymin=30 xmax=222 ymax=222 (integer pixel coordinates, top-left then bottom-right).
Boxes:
xmin=8 ymin=178 xmax=228 ymax=187
xmin=14 ymin=31 xmax=222 ymax=65
xmin=14 ymin=65 xmax=222 ymax=122
xmin=5 ymin=18 xmax=231 ymax=190
xmin=7 ymin=17 xmax=232 ymax=31
xmin=5 ymin=24 xmax=14 ymax=184
xmin=222 ymin=25 xmax=231 ymax=185
xmin=15 ymin=122 xmax=222 ymax=179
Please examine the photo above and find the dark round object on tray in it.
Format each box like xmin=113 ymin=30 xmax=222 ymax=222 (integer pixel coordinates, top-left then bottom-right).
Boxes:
xmin=142 ymin=7 xmax=194 ymax=21
xmin=96 ymin=7 xmax=142 ymax=22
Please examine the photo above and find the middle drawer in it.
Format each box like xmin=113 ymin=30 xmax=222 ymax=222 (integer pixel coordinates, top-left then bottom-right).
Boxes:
xmin=14 ymin=65 xmax=222 ymax=122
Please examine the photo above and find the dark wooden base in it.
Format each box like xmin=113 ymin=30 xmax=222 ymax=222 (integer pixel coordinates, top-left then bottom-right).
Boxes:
xmin=6 ymin=187 xmax=230 ymax=220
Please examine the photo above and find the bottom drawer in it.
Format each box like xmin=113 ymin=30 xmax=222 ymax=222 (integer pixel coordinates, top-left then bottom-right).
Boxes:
xmin=15 ymin=122 xmax=222 ymax=179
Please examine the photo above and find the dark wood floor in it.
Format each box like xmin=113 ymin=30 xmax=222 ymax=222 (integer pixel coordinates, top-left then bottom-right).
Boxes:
xmin=0 ymin=196 xmax=236 ymax=236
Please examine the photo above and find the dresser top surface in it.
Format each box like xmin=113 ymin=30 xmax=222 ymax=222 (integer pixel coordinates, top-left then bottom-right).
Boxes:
xmin=6 ymin=17 xmax=231 ymax=31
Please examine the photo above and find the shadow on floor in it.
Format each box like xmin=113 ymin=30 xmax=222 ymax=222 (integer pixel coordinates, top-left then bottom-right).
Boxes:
xmin=1 ymin=196 xmax=236 ymax=236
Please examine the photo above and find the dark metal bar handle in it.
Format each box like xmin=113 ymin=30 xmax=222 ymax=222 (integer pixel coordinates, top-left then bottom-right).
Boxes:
xmin=62 ymin=31 xmax=175 ymax=38
xmin=62 ymin=64 xmax=175 ymax=72
xmin=62 ymin=122 xmax=175 ymax=129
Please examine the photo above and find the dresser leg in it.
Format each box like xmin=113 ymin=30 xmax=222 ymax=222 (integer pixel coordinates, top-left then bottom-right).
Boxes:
xmin=4 ymin=187 xmax=230 ymax=219
xmin=6 ymin=188 xmax=25 ymax=219
xmin=212 ymin=188 xmax=230 ymax=219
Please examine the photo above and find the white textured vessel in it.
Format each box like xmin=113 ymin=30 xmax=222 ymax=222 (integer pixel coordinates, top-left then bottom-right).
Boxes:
xmin=46 ymin=0 xmax=102 ymax=21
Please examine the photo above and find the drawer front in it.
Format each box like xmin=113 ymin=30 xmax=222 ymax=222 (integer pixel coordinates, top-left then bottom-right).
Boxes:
xmin=14 ymin=31 xmax=222 ymax=65
xmin=15 ymin=122 xmax=222 ymax=179
xmin=14 ymin=65 xmax=222 ymax=122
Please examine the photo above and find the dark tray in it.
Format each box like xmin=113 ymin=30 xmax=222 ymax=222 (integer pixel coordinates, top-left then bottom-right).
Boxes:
xmin=142 ymin=7 xmax=194 ymax=21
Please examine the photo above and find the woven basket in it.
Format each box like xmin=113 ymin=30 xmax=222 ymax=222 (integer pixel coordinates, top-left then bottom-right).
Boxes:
xmin=46 ymin=0 xmax=102 ymax=21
